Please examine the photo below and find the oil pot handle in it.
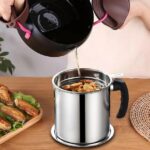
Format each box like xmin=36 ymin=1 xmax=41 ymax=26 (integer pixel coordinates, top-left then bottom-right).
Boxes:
xmin=110 ymin=79 xmax=129 ymax=118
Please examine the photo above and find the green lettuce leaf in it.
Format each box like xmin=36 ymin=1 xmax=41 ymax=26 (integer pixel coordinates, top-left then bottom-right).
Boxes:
xmin=13 ymin=92 xmax=40 ymax=109
xmin=0 ymin=111 xmax=5 ymax=118
xmin=0 ymin=102 xmax=4 ymax=109
xmin=0 ymin=111 xmax=15 ymax=124
xmin=5 ymin=115 xmax=15 ymax=124
xmin=11 ymin=122 xmax=23 ymax=131
xmin=0 ymin=130 xmax=7 ymax=137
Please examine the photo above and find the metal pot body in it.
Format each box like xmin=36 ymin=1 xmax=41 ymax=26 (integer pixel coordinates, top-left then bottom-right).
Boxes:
xmin=54 ymin=86 xmax=110 ymax=144
xmin=52 ymin=68 xmax=129 ymax=145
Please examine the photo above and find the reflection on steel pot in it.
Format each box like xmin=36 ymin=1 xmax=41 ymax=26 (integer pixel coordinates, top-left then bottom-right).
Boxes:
xmin=51 ymin=68 xmax=129 ymax=147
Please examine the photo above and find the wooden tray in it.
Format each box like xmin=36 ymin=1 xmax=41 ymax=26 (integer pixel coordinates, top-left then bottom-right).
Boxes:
xmin=0 ymin=108 xmax=43 ymax=144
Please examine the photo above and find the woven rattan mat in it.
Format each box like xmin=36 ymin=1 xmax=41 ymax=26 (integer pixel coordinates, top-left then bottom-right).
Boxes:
xmin=130 ymin=93 xmax=150 ymax=142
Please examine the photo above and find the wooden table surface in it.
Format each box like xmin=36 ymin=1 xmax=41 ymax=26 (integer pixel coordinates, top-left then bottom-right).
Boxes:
xmin=0 ymin=77 xmax=149 ymax=150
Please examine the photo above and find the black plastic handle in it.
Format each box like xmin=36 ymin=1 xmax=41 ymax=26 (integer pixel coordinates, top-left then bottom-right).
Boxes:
xmin=111 ymin=79 xmax=129 ymax=118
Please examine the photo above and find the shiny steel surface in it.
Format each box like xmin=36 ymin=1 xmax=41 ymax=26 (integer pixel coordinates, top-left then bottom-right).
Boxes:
xmin=51 ymin=125 xmax=114 ymax=147
xmin=52 ymin=68 xmax=113 ymax=145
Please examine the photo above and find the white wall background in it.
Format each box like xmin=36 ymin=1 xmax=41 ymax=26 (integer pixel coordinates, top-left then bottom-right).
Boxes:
xmin=1 ymin=2 xmax=150 ymax=78
xmin=67 ymin=18 xmax=150 ymax=78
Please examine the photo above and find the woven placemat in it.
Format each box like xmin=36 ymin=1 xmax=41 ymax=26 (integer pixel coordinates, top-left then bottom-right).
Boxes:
xmin=130 ymin=93 xmax=150 ymax=142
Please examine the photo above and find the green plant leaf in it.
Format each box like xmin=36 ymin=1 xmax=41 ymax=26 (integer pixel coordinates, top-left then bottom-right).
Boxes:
xmin=0 ymin=63 xmax=7 ymax=72
xmin=0 ymin=57 xmax=4 ymax=61
xmin=0 ymin=37 xmax=15 ymax=75
xmin=0 ymin=37 xmax=4 ymax=42
xmin=0 ymin=52 xmax=9 ymax=56
xmin=8 ymin=67 xmax=13 ymax=75
xmin=0 ymin=59 xmax=15 ymax=74
xmin=8 ymin=64 xmax=15 ymax=75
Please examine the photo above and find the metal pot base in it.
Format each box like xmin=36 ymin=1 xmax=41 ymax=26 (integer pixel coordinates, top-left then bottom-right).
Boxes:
xmin=51 ymin=124 xmax=115 ymax=148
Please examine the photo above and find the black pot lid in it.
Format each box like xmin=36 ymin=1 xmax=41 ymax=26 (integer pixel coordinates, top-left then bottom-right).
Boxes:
xmin=92 ymin=0 xmax=130 ymax=29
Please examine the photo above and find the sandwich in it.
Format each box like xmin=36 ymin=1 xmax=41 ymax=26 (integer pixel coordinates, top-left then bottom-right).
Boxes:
xmin=13 ymin=92 xmax=40 ymax=117
xmin=0 ymin=85 xmax=13 ymax=106
xmin=0 ymin=85 xmax=41 ymax=137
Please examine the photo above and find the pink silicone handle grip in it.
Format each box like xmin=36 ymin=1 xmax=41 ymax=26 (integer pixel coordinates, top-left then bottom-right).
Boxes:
xmin=16 ymin=21 xmax=31 ymax=39
xmin=93 ymin=13 xmax=108 ymax=26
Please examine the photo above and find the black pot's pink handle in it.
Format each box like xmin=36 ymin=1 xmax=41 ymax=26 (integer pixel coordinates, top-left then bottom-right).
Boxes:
xmin=16 ymin=21 xmax=31 ymax=39
xmin=93 ymin=13 xmax=108 ymax=26
xmin=6 ymin=0 xmax=31 ymax=40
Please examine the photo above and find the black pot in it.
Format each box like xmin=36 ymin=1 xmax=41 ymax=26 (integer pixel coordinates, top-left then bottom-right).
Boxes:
xmin=10 ymin=0 xmax=94 ymax=57
xmin=4 ymin=0 xmax=130 ymax=57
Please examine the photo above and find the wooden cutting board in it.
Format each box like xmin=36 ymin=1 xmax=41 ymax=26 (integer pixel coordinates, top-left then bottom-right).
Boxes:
xmin=0 ymin=108 xmax=43 ymax=144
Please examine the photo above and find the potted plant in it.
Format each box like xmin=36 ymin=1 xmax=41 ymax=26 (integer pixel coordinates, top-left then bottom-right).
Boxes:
xmin=0 ymin=37 xmax=15 ymax=75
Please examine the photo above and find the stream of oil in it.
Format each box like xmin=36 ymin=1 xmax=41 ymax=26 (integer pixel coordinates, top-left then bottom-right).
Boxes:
xmin=75 ymin=48 xmax=81 ymax=76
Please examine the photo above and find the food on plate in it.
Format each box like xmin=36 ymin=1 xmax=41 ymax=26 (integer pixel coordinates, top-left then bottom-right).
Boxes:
xmin=13 ymin=92 xmax=40 ymax=109
xmin=0 ymin=103 xmax=26 ymax=122
xmin=62 ymin=79 xmax=102 ymax=92
xmin=0 ymin=84 xmax=41 ymax=138
xmin=0 ymin=117 xmax=11 ymax=131
xmin=0 ymin=85 xmax=13 ymax=106
xmin=15 ymin=99 xmax=39 ymax=117
xmin=13 ymin=92 xmax=40 ymax=117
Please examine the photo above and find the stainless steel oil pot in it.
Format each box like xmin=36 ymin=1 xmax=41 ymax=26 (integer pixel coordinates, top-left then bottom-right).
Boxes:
xmin=51 ymin=68 xmax=129 ymax=147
